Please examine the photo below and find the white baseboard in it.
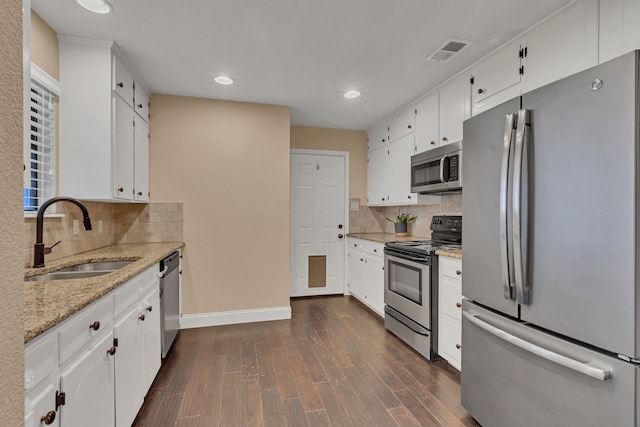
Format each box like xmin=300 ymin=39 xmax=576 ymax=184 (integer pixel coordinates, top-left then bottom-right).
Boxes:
xmin=180 ymin=306 xmax=291 ymax=329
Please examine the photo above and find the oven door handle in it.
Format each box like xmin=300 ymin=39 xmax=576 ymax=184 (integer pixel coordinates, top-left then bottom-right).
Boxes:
xmin=384 ymin=252 xmax=430 ymax=263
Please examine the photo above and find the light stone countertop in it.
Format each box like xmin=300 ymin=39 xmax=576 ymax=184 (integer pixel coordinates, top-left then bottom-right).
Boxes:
xmin=436 ymin=249 xmax=462 ymax=259
xmin=24 ymin=242 xmax=184 ymax=343
xmin=347 ymin=233 xmax=429 ymax=244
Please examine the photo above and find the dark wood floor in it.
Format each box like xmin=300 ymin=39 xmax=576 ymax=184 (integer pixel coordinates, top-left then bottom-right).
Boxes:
xmin=133 ymin=296 xmax=480 ymax=426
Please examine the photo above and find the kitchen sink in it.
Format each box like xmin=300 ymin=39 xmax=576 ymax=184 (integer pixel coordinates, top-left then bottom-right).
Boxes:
xmin=25 ymin=270 xmax=114 ymax=282
xmin=25 ymin=259 xmax=137 ymax=282
xmin=56 ymin=260 xmax=135 ymax=272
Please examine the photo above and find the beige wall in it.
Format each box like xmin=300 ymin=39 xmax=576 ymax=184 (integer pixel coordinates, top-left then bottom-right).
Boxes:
xmin=149 ymin=95 xmax=291 ymax=314
xmin=30 ymin=10 xmax=58 ymax=79
xmin=0 ymin=0 xmax=26 ymax=423
xmin=290 ymin=125 xmax=367 ymax=202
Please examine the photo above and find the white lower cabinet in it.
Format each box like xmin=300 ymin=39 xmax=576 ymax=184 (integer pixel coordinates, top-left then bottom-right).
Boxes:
xmin=59 ymin=331 xmax=116 ymax=427
xmin=141 ymin=287 xmax=161 ymax=392
xmin=115 ymin=306 xmax=144 ymax=427
xmin=348 ymin=238 xmax=385 ymax=316
xmin=438 ymin=256 xmax=462 ymax=371
xmin=25 ymin=264 xmax=162 ymax=427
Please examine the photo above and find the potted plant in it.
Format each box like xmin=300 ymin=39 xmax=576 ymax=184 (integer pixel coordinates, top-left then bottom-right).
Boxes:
xmin=385 ymin=212 xmax=417 ymax=237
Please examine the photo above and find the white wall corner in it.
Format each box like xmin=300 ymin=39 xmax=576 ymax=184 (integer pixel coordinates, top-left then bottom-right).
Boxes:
xmin=180 ymin=305 xmax=292 ymax=329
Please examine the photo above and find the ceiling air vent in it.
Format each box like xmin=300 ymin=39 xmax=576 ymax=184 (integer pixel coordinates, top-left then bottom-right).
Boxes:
xmin=425 ymin=39 xmax=471 ymax=63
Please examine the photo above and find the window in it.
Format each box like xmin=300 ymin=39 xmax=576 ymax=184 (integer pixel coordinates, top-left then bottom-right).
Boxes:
xmin=24 ymin=65 xmax=60 ymax=212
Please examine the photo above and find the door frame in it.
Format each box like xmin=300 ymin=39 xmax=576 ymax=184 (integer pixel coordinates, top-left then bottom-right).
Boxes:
xmin=290 ymin=149 xmax=350 ymax=296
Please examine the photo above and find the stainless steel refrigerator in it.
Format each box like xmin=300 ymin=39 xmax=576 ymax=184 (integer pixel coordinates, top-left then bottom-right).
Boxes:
xmin=461 ymin=50 xmax=640 ymax=427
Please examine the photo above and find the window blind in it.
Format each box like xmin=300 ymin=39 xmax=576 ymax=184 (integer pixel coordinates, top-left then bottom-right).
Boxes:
xmin=24 ymin=78 xmax=57 ymax=211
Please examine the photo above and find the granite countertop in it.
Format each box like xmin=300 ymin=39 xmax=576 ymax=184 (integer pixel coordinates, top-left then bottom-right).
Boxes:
xmin=24 ymin=242 xmax=184 ymax=343
xmin=436 ymin=249 xmax=462 ymax=259
xmin=347 ymin=233 xmax=429 ymax=244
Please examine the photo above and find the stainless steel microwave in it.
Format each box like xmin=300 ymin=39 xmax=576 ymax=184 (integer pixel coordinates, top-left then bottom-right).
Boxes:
xmin=410 ymin=141 xmax=463 ymax=194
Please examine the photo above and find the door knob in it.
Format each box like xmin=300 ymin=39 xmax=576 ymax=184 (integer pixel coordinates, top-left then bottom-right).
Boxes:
xmin=338 ymin=224 xmax=343 ymax=229
xmin=40 ymin=411 xmax=56 ymax=425
xmin=338 ymin=234 xmax=344 ymax=239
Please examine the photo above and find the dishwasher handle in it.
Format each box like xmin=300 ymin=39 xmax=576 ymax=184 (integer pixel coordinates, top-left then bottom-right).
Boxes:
xmin=158 ymin=266 xmax=168 ymax=278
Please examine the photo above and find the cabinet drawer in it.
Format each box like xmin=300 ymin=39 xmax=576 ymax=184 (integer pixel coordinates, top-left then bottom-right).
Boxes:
xmin=113 ymin=277 xmax=140 ymax=319
xmin=439 ymin=315 xmax=462 ymax=370
xmin=25 ymin=333 xmax=57 ymax=394
xmin=360 ymin=241 xmax=384 ymax=256
xmin=137 ymin=265 xmax=160 ymax=295
xmin=439 ymin=275 xmax=462 ymax=321
xmin=58 ymin=295 xmax=114 ymax=364
xmin=440 ymin=256 xmax=462 ymax=280
xmin=113 ymin=54 xmax=134 ymax=106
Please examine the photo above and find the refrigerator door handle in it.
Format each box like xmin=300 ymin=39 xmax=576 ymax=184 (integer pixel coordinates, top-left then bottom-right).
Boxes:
xmin=500 ymin=113 xmax=516 ymax=300
xmin=463 ymin=312 xmax=612 ymax=381
xmin=513 ymin=109 xmax=530 ymax=305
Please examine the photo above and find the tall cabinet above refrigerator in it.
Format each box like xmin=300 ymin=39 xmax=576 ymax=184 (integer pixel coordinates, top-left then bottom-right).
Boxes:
xmin=461 ymin=50 xmax=640 ymax=427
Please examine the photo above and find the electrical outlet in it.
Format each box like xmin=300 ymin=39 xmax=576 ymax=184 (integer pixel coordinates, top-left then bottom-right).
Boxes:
xmin=98 ymin=219 xmax=104 ymax=233
xmin=73 ymin=219 xmax=80 ymax=235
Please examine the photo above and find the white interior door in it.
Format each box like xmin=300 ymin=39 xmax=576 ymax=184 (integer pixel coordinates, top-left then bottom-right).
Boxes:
xmin=290 ymin=151 xmax=347 ymax=297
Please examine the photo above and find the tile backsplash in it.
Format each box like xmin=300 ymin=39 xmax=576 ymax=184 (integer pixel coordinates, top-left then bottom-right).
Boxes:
xmin=349 ymin=194 xmax=462 ymax=238
xmin=24 ymin=201 xmax=183 ymax=266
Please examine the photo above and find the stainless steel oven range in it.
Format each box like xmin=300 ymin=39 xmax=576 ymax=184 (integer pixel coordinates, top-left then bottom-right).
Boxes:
xmin=384 ymin=215 xmax=462 ymax=359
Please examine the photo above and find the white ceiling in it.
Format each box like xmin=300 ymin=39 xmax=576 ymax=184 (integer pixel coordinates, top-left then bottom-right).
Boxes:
xmin=32 ymin=0 xmax=573 ymax=131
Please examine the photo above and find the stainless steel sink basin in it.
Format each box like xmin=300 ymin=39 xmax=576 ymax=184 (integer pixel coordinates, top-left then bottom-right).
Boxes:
xmin=25 ymin=260 xmax=137 ymax=282
xmin=56 ymin=260 xmax=135 ymax=272
xmin=25 ymin=270 xmax=114 ymax=282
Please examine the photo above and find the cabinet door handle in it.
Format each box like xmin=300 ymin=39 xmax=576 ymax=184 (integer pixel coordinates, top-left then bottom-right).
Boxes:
xmin=408 ymin=195 xmax=412 ymax=199
xmin=146 ymin=305 xmax=153 ymax=312
xmin=139 ymin=314 xmax=146 ymax=321
xmin=430 ymin=140 xmax=436 ymax=145
xmin=117 ymin=82 xmax=124 ymax=88
xmin=456 ymin=344 xmax=461 ymax=349
xmin=477 ymin=88 xmax=484 ymax=94
xmin=373 ymin=249 xmax=377 ymax=253
xmin=442 ymin=137 xmax=448 ymax=142
xmin=138 ymin=103 xmax=143 ymax=109
xmin=40 ymin=411 xmax=56 ymax=425
xmin=107 ymin=347 xmax=117 ymax=356
xmin=117 ymin=187 xmax=124 ymax=193
xmin=137 ymin=191 xmax=143 ymax=196
xmin=407 ymin=124 xmax=412 ymax=129
xmin=338 ymin=234 xmax=344 ymax=239
xmin=89 ymin=321 xmax=100 ymax=331
xmin=456 ymin=302 xmax=462 ymax=308
xmin=456 ymin=270 xmax=462 ymax=275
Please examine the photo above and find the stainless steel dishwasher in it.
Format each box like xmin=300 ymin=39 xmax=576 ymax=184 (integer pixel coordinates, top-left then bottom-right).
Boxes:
xmin=159 ymin=251 xmax=180 ymax=358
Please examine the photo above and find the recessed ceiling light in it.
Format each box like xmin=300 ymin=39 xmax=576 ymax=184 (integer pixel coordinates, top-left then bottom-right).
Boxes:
xmin=214 ymin=76 xmax=234 ymax=85
xmin=344 ymin=90 xmax=360 ymax=99
xmin=76 ymin=0 xmax=112 ymax=14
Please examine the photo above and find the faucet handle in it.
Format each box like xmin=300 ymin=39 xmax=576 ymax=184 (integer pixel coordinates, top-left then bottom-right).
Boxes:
xmin=45 ymin=240 xmax=62 ymax=254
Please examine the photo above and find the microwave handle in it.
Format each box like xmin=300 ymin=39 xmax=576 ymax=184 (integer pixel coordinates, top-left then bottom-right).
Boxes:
xmin=439 ymin=155 xmax=450 ymax=183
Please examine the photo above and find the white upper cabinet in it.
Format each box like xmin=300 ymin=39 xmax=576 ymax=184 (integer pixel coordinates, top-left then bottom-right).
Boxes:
xmin=439 ymin=73 xmax=471 ymax=146
xmin=414 ymin=93 xmax=439 ymax=153
xmin=599 ymin=0 xmax=640 ymax=63
xmin=387 ymin=134 xmax=416 ymax=205
xmin=388 ymin=106 xmax=416 ymax=142
xmin=134 ymin=84 xmax=150 ymax=122
xmin=113 ymin=55 xmax=134 ymax=108
xmin=59 ymin=36 xmax=150 ymax=202
xmin=521 ymin=0 xmax=599 ymax=94
xmin=367 ymin=121 xmax=389 ymax=152
xmin=367 ymin=145 xmax=388 ymax=206
xmin=471 ymin=40 xmax=522 ymax=115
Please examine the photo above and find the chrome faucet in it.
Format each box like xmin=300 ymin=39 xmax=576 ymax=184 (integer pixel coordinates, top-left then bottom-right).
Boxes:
xmin=33 ymin=197 xmax=92 ymax=268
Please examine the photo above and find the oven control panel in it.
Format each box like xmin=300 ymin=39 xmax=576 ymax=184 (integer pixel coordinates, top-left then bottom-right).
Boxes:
xmin=431 ymin=215 xmax=462 ymax=233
